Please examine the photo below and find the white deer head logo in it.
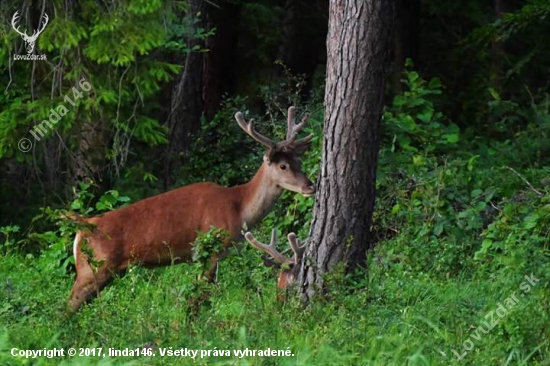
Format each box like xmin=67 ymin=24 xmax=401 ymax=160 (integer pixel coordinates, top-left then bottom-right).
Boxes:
xmin=11 ymin=11 xmax=49 ymax=54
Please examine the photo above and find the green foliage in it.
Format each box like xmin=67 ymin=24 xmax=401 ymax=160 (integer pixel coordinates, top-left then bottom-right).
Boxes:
xmin=176 ymin=96 xmax=255 ymax=187
xmin=475 ymin=189 xmax=550 ymax=272
xmin=456 ymin=0 xmax=550 ymax=130
xmin=241 ymin=3 xmax=282 ymax=64
xmin=0 ymin=225 xmax=20 ymax=256
xmin=467 ymin=0 xmax=550 ymax=47
xmin=69 ymin=181 xmax=131 ymax=215
xmin=164 ymin=11 xmax=217 ymax=54
xmin=0 ymin=0 xmax=196 ymax=167
xmin=192 ymin=227 xmax=230 ymax=273
xmin=376 ymin=65 xmax=550 ymax=284
xmin=384 ymin=60 xmax=460 ymax=154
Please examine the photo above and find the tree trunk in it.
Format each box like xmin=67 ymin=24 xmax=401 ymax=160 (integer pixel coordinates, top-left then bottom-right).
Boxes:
xmin=299 ymin=0 xmax=394 ymax=301
xmin=42 ymin=138 xmax=62 ymax=191
xmin=203 ymin=1 xmax=241 ymax=121
xmin=72 ymin=117 xmax=110 ymax=186
xmin=164 ymin=0 xmax=205 ymax=189
xmin=490 ymin=0 xmax=517 ymax=93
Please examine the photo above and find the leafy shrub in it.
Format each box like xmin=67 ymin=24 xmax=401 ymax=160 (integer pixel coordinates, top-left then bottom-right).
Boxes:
xmin=383 ymin=60 xmax=460 ymax=155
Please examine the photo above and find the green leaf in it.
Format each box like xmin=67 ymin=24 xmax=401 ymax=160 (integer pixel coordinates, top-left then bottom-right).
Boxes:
xmin=524 ymin=214 xmax=539 ymax=229
xmin=444 ymin=133 xmax=460 ymax=143
xmin=391 ymin=204 xmax=401 ymax=215
xmin=488 ymin=87 xmax=501 ymax=101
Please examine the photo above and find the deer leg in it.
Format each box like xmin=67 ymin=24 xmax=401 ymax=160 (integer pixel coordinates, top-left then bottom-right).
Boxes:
xmin=68 ymin=262 xmax=115 ymax=312
xmin=204 ymin=253 xmax=221 ymax=282
xmin=203 ymin=243 xmax=234 ymax=282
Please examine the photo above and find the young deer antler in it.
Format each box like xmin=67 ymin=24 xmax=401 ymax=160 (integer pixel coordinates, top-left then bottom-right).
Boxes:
xmin=287 ymin=232 xmax=306 ymax=266
xmin=235 ymin=106 xmax=313 ymax=157
xmin=283 ymin=106 xmax=314 ymax=154
xmin=235 ymin=112 xmax=276 ymax=150
xmin=286 ymin=106 xmax=308 ymax=139
xmin=244 ymin=230 xmax=288 ymax=264
xmin=245 ymin=230 xmax=307 ymax=291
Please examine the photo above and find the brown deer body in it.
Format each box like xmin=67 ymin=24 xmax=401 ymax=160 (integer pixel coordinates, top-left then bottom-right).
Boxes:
xmin=68 ymin=107 xmax=314 ymax=311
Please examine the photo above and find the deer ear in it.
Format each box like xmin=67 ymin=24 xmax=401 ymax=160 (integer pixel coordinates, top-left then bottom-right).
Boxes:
xmin=263 ymin=147 xmax=275 ymax=164
xmin=262 ymin=255 xmax=281 ymax=268
xmin=292 ymin=142 xmax=311 ymax=156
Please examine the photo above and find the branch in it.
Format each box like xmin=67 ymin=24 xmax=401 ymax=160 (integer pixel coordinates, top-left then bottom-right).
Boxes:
xmin=505 ymin=166 xmax=543 ymax=197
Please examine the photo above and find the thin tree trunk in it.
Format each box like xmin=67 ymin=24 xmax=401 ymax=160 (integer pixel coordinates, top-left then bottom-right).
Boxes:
xmin=164 ymin=0 xmax=205 ymax=189
xmin=42 ymin=138 xmax=61 ymax=191
xmin=203 ymin=1 xmax=241 ymax=120
xmin=299 ymin=0 xmax=394 ymax=301
xmin=489 ymin=0 xmax=517 ymax=92
xmin=72 ymin=117 xmax=109 ymax=185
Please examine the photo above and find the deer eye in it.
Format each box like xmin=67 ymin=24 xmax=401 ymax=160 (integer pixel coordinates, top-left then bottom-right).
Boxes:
xmin=280 ymin=164 xmax=287 ymax=170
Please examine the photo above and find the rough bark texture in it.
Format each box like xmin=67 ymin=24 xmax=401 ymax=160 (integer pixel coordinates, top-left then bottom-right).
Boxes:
xmin=73 ymin=118 xmax=109 ymax=184
xmin=299 ymin=0 xmax=394 ymax=301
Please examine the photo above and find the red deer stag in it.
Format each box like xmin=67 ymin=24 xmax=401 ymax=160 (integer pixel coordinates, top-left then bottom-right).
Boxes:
xmin=244 ymin=230 xmax=305 ymax=293
xmin=68 ymin=106 xmax=315 ymax=311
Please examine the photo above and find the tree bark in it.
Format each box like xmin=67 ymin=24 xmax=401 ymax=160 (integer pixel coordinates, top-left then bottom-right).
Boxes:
xmin=72 ymin=117 xmax=110 ymax=186
xmin=299 ymin=0 xmax=394 ymax=301
xmin=164 ymin=0 xmax=205 ymax=189
xmin=42 ymin=138 xmax=61 ymax=191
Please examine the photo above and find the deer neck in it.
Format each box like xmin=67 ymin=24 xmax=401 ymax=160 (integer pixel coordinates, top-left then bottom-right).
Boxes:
xmin=240 ymin=164 xmax=282 ymax=229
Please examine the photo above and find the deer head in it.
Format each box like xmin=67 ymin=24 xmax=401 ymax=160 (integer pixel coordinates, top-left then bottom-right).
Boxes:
xmin=235 ymin=106 xmax=315 ymax=196
xmin=11 ymin=11 xmax=49 ymax=54
xmin=245 ymin=230 xmax=306 ymax=291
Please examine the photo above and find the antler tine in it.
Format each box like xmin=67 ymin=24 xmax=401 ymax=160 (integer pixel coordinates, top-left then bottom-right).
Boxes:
xmin=245 ymin=230 xmax=288 ymax=264
xmin=278 ymin=107 xmax=310 ymax=153
xmin=294 ymin=112 xmax=310 ymax=135
xmin=235 ymin=112 xmax=276 ymax=149
xmin=293 ymin=133 xmax=314 ymax=147
xmin=286 ymin=106 xmax=296 ymax=140
xmin=286 ymin=106 xmax=309 ymax=140
xmin=287 ymin=233 xmax=306 ymax=264
xmin=11 ymin=11 xmax=27 ymax=37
